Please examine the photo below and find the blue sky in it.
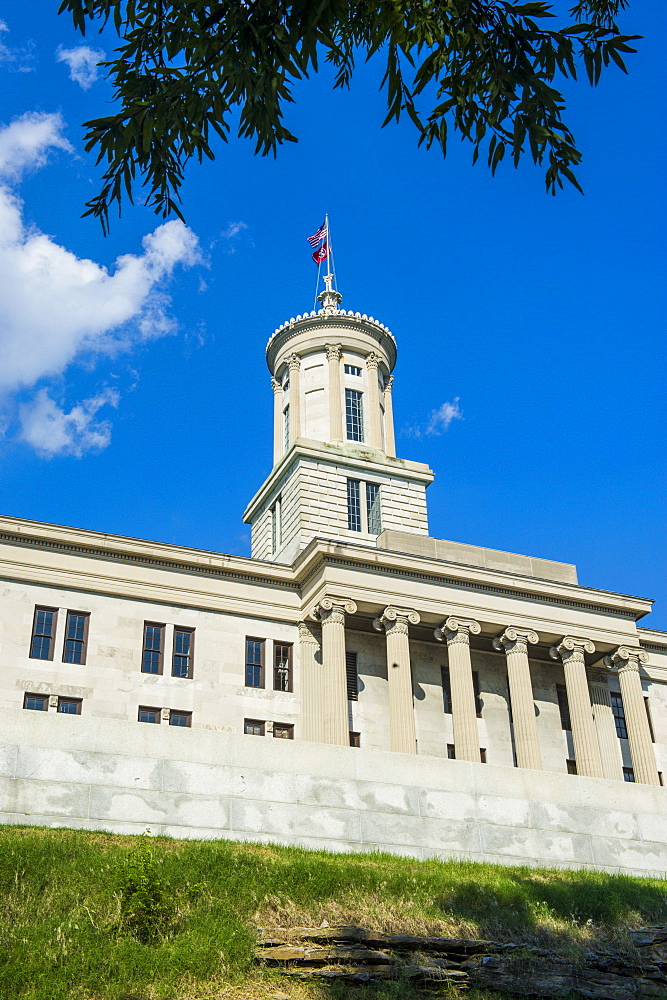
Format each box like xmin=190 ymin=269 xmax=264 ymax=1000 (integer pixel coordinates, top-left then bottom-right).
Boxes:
xmin=0 ymin=4 xmax=665 ymax=627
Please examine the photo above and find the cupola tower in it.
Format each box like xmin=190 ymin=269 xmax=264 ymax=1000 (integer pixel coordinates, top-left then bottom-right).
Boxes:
xmin=243 ymin=279 xmax=434 ymax=563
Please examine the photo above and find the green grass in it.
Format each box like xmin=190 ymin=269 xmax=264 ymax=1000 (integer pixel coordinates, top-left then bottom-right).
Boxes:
xmin=0 ymin=826 xmax=665 ymax=1000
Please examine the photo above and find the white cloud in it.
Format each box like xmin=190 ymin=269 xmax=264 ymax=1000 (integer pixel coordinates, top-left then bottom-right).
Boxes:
xmin=403 ymin=398 xmax=463 ymax=438
xmin=56 ymin=44 xmax=105 ymax=90
xmin=0 ymin=20 xmax=36 ymax=73
xmin=217 ymin=220 xmax=252 ymax=254
xmin=0 ymin=111 xmax=200 ymax=457
xmin=19 ymin=388 xmax=119 ymax=457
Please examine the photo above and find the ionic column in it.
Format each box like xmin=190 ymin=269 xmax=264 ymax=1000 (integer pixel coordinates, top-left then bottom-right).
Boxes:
xmin=272 ymin=376 xmax=283 ymax=464
xmin=373 ymin=607 xmax=420 ymax=754
xmin=493 ymin=627 xmax=542 ymax=771
xmin=326 ymin=344 xmax=343 ymax=442
xmin=383 ymin=375 xmax=396 ymax=457
xmin=435 ymin=616 xmax=481 ymax=762
xmin=549 ymin=637 xmax=603 ymax=778
xmin=311 ymin=597 xmax=357 ymax=745
xmin=588 ymin=669 xmax=624 ymax=781
xmin=286 ymin=353 xmax=301 ymax=444
xmin=365 ymin=352 xmax=383 ymax=450
xmin=604 ymin=647 xmax=659 ymax=785
xmin=299 ymin=620 xmax=322 ymax=743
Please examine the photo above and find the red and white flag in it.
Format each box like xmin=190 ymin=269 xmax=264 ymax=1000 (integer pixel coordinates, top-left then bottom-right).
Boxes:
xmin=308 ymin=221 xmax=327 ymax=248
xmin=312 ymin=240 xmax=328 ymax=264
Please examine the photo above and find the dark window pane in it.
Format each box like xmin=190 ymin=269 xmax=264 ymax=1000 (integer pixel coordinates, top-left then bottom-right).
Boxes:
xmin=611 ymin=691 xmax=628 ymax=740
xmin=245 ymin=639 xmax=263 ymax=687
xmin=623 ymin=767 xmax=635 ymax=782
xmin=142 ymin=649 xmax=161 ymax=674
xmin=447 ymin=744 xmax=456 ymax=759
xmin=441 ymin=666 xmax=452 ymax=714
xmin=24 ymin=694 xmax=48 ymax=711
xmin=349 ymin=731 xmax=361 ymax=747
xmin=347 ymin=479 xmax=361 ymax=531
xmin=273 ymin=724 xmax=293 ymax=739
xmin=30 ymin=608 xmax=56 ymax=660
xmin=58 ymin=698 xmax=81 ymax=715
xmin=170 ymin=711 xmax=191 ymax=727
xmin=345 ymin=389 xmax=364 ymax=442
xmin=556 ymin=683 xmax=571 ymax=731
xmin=473 ymin=671 xmax=482 ymax=718
xmin=274 ymin=643 xmax=291 ymax=692
xmin=244 ymin=719 xmax=264 ymax=736
xmin=566 ymin=759 xmax=577 ymax=775
xmin=142 ymin=625 xmax=163 ymax=674
xmin=173 ymin=629 xmax=193 ymax=678
xmin=138 ymin=707 xmax=160 ymax=724
xmin=346 ymin=651 xmax=358 ymax=701
xmin=64 ymin=638 xmax=83 ymax=663
xmin=366 ymin=482 xmax=381 ymax=535
xmin=31 ymin=635 xmax=52 ymax=660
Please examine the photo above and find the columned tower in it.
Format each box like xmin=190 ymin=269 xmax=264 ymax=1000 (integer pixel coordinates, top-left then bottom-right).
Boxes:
xmin=243 ymin=283 xmax=434 ymax=563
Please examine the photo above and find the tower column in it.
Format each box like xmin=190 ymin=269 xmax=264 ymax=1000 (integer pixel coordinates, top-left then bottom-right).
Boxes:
xmin=271 ymin=377 xmax=282 ymax=464
xmin=287 ymin=353 xmax=301 ymax=445
xmin=383 ymin=375 xmax=396 ymax=457
xmin=493 ymin=627 xmax=542 ymax=770
xmin=550 ymin=637 xmax=603 ymax=778
xmin=366 ymin=352 xmax=383 ymax=450
xmin=373 ymin=607 xmax=419 ymax=754
xmin=588 ymin=669 xmax=624 ymax=781
xmin=311 ymin=596 xmax=357 ymax=745
xmin=605 ymin=647 xmax=659 ymax=785
xmin=435 ymin=617 xmax=481 ymax=762
xmin=298 ymin=620 xmax=322 ymax=743
xmin=326 ymin=344 xmax=343 ymax=442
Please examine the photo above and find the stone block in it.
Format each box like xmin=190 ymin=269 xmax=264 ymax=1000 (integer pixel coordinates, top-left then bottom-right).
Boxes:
xmin=16 ymin=747 xmax=163 ymax=791
xmin=475 ymin=794 xmax=532 ymax=828
xmin=359 ymin=811 xmax=480 ymax=854
xmin=231 ymin=799 xmax=362 ymax=843
xmin=0 ymin=744 xmax=17 ymax=778
xmin=480 ymin=826 xmax=594 ymax=867
xmin=161 ymin=759 xmax=233 ymax=796
xmin=590 ymin=836 xmax=667 ymax=874
xmin=11 ymin=777 xmax=91 ymax=820
xmin=418 ymin=788 xmax=477 ymax=822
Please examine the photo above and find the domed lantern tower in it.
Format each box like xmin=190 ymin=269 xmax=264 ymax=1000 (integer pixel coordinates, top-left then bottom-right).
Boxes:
xmin=243 ymin=276 xmax=434 ymax=563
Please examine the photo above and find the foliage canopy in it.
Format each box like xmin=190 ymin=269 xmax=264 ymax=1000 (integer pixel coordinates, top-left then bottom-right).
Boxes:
xmin=58 ymin=0 xmax=639 ymax=231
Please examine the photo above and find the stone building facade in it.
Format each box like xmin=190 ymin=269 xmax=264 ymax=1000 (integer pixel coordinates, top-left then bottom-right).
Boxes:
xmin=0 ymin=284 xmax=665 ymax=871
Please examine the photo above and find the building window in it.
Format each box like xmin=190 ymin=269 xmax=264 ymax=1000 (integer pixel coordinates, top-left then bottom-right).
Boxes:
xmin=349 ymin=731 xmax=361 ymax=747
xmin=138 ymin=706 xmax=160 ymax=724
xmin=274 ymin=642 xmax=292 ymax=692
xmin=273 ymin=723 xmax=294 ymax=739
xmin=623 ymin=766 xmax=635 ymax=782
xmin=271 ymin=497 xmax=281 ymax=554
xmin=366 ymin=482 xmax=381 ymax=535
xmin=610 ymin=691 xmax=628 ymax=740
xmin=172 ymin=628 xmax=194 ymax=678
xmin=142 ymin=623 xmax=164 ymax=674
xmin=556 ymin=683 xmax=571 ymax=731
xmin=344 ymin=364 xmax=362 ymax=376
xmin=24 ymin=693 xmax=48 ymax=711
xmin=63 ymin=612 xmax=89 ymax=664
xmin=347 ymin=479 xmax=362 ymax=531
xmin=441 ymin=666 xmax=452 ymax=714
xmin=345 ymin=388 xmax=364 ymax=442
xmin=447 ymin=744 xmax=456 ymax=759
xmin=644 ymin=697 xmax=656 ymax=742
xmin=480 ymin=748 xmax=487 ymax=763
xmin=57 ymin=697 xmax=82 ymax=715
xmin=473 ymin=671 xmax=482 ymax=718
xmin=566 ymin=759 xmax=577 ymax=775
xmin=170 ymin=710 xmax=192 ymax=727
xmin=283 ymin=405 xmax=290 ymax=451
xmin=30 ymin=607 xmax=58 ymax=660
xmin=346 ymin=651 xmax=358 ymax=701
xmin=245 ymin=638 xmax=264 ymax=688
xmin=244 ymin=718 xmax=265 ymax=736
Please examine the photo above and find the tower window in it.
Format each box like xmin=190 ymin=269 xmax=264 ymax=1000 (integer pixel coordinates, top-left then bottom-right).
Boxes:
xmin=283 ymin=405 xmax=290 ymax=450
xmin=347 ymin=479 xmax=362 ymax=531
xmin=346 ymin=479 xmax=382 ymax=534
xmin=172 ymin=628 xmax=194 ymax=678
xmin=30 ymin=607 xmax=58 ymax=660
xmin=142 ymin=623 xmax=164 ymax=674
xmin=344 ymin=364 xmax=361 ymax=376
xmin=366 ymin=482 xmax=381 ymax=535
xmin=63 ymin=612 xmax=89 ymax=664
xmin=274 ymin=642 xmax=292 ymax=692
xmin=610 ymin=691 xmax=628 ymax=740
xmin=345 ymin=389 xmax=364 ymax=442
xmin=270 ymin=497 xmax=281 ymax=554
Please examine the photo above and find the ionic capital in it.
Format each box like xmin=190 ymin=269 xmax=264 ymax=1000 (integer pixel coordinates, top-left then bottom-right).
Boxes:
xmin=603 ymin=646 xmax=649 ymax=673
xmin=493 ymin=626 xmax=538 ymax=654
xmin=383 ymin=375 xmax=394 ymax=394
xmin=325 ymin=343 xmax=342 ymax=362
xmin=365 ymin=351 xmax=382 ymax=371
xmin=310 ymin=596 xmax=357 ymax=627
xmin=373 ymin=606 xmax=420 ymax=636
xmin=549 ymin=636 xmax=595 ymax=663
xmin=298 ymin=620 xmax=321 ymax=644
xmin=435 ymin=616 xmax=481 ymax=644
xmin=271 ymin=376 xmax=281 ymax=394
xmin=286 ymin=352 xmax=301 ymax=371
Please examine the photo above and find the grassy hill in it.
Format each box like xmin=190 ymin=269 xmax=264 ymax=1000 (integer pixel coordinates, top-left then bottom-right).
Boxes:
xmin=1 ymin=826 xmax=665 ymax=1000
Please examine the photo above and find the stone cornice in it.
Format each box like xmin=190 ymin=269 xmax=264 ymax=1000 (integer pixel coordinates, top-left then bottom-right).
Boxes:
xmin=266 ymin=311 xmax=397 ymax=373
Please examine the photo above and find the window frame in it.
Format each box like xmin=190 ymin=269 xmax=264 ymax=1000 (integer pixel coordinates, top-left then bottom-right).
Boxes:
xmin=441 ymin=666 xmax=452 ymax=714
xmin=566 ymin=758 xmax=577 ymax=775
xmin=273 ymin=641 xmax=293 ymax=692
xmin=138 ymin=706 xmax=161 ymax=724
xmin=283 ymin=404 xmax=290 ymax=451
xmin=644 ymin=697 xmax=656 ymax=742
xmin=345 ymin=388 xmax=364 ymax=442
xmin=273 ymin=722 xmax=294 ymax=740
xmin=349 ymin=731 xmax=361 ymax=747
xmin=62 ymin=611 xmax=90 ymax=665
xmin=365 ymin=481 xmax=382 ymax=535
xmin=244 ymin=718 xmax=265 ymax=736
xmin=610 ymin=690 xmax=628 ymax=740
xmin=556 ymin=683 xmax=572 ymax=731
xmin=472 ymin=670 xmax=483 ymax=718
xmin=447 ymin=744 xmax=456 ymax=759
xmin=141 ymin=622 xmax=165 ymax=675
xmin=30 ymin=606 xmax=58 ymax=661
xmin=245 ymin=637 xmax=265 ymax=689
xmin=23 ymin=692 xmax=48 ymax=712
xmin=622 ymin=766 xmax=635 ymax=782
xmin=57 ymin=696 xmax=82 ymax=715
xmin=344 ymin=364 xmax=362 ymax=376
xmin=172 ymin=627 xmax=195 ymax=679
xmin=346 ymin=651 xmax=359 ymax=701
xmin=169 ymin=710 xmax=192 ymax=728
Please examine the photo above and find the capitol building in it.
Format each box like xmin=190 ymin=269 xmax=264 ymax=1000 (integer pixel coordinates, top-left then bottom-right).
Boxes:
xmin=0 ymin=280 xmax=665 ymax=873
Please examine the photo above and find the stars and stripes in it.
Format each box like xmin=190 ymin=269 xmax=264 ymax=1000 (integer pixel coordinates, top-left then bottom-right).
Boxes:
xmin=308 ymin=221 xmax=327 ymax=248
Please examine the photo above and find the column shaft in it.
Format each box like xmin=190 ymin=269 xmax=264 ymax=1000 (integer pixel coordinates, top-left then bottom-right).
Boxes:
xmin=589 ymin=672 xmax=623 ymax=781
xmin=312 ymin=598 xmax=356 ymax=746
xmin=374 ymin=608 xmax=419 ymax=754
xmin=494 ymin=628 xmax=542 ymax=770
xmin=272 ymin=377 xmax=282 ymax=465
xmin=365 ymin=353 xmax=383 ymax=450
xmin=436 ymin=617 xmax=481 ymax=763
xmin=550 ymin=638 xmax=603 ymax=778
xmin=606 ymin=648 xmax=659 ymax=785
xmin=326 ymin=344 xmax=343 ymax=442
xmin=287 ymin=354 xmax=301 ymax=445
xmin=299 ymin=621 xmax=322 ymax=743
xmin=383 ymin=376 xmax=396 ymax=457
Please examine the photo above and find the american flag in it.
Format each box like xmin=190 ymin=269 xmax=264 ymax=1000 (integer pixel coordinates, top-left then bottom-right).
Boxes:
xmin=308 ymin=221 xmax=327 ymax=248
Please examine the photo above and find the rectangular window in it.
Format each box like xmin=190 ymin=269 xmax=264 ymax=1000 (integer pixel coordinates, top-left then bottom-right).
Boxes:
xmin=271 ymin=497 xmax=281 ymax=554
xmin=349 ymin=731 xmax=361 ymax=747
xmin=566 ymin=759 xmax=577 ymax=775
xmin=472 ymin=671 xmax=482 ymax=718
xmin=30 ymin=607 xmax=58 ymax=660
xmin=172 ymin=628 xmax=194 ymax=678
xmin=480 ymin=748 xmax=487 ymax=763
xmin=142 ymin=623 xmax=164 ymax=674
xmin=57 ymin=697 xmax=81 ymax=715
xmin=273 ymin=723 xmax=294 ymax=740
xmin=245 ymin=638 xmax=264 ymax=688
xmin=344 ymin=364 xmax=362 ymax=376
xmin=138 ymin=706 xmax=160 ymax=724
xmin=346 ymin=651 xmax=358 ymax=701
xmin=244 ymin=718 xmax=265 ymax=736
xmin=623 ymin=766 xmax=635 ymax=782
xmin=611 ymin=691 xmax=628 ymax=740
xmin=345 ymin=388 xmax=364 ymax=442
xmin=169 ymin=710 xmax=192 ymax=727
xmin=441 ymin=666 xmax=452 ymax=714
xmin=366 ymin=482 xmax=381 ymax=535
xmin=347 ymin=478 xmax=362 ymax=531
xmin=283 ymin=405 xmax=290 ymax=451
xmin=447 ymin=744 xmax=456 ymax=759
xmin=24 ymin=693 xmax=48 ymax=711
xmin=273 ymin=642 xmax=292 ymax=692
xmin=645 ymin=697 xmax=656 ymax=742
xmin=556 ymin=683 xmax=571 ymax=731
xmin=63 ymin=611 xmax=89 ymax=664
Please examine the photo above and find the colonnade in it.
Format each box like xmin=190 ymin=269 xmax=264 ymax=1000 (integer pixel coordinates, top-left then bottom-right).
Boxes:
xmin=301 ymin=597 xmax=659 ymax=785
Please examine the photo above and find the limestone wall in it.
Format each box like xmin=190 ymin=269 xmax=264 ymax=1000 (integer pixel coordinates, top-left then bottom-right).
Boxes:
xmin=1 ymin=709 xmax=665 ymax=877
